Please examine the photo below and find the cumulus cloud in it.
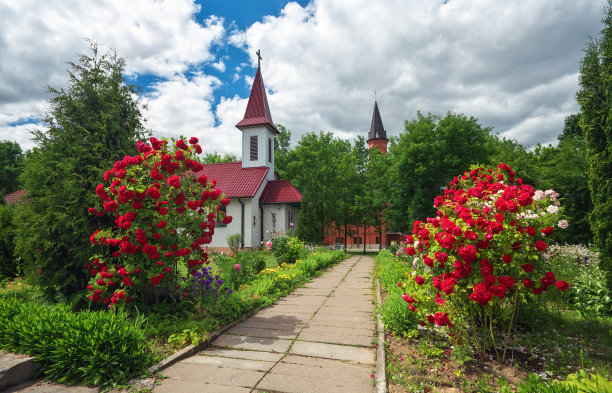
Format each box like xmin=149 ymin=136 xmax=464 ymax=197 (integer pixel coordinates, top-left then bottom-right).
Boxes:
xmin=0 ymin=0 xmax=605 ymax=156
xmin=0 ymin=0 xmax=224 ymax=149
xmin=232 ymin=0 xmax=603 ymax=147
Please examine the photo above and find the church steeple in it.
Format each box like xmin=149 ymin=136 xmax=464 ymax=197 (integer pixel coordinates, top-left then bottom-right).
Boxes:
xmin=236 ymin=50 xmax=277 ymax=179
xmin=367 ymin=100 xmax=388 ymax=153
xmin=235 ymin=50 xmax=279 ymax=134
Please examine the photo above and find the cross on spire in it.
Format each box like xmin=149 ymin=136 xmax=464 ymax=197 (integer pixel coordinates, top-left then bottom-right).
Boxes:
xmin=256 ymin=49 xmax=262 ymax=68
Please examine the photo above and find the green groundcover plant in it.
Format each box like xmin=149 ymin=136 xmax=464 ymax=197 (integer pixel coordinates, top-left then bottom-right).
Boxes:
xmin=0 ymin=296 xmax=150 ymax=388
xmin=395 ymin=164 xmax=570 ymax=361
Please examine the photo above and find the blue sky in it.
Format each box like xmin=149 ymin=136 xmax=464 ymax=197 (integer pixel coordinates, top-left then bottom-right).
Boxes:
xmin=0 ymin=0 xmax=605 ymax=154
xmin=124 ymin=0 xmax=310 ymax=127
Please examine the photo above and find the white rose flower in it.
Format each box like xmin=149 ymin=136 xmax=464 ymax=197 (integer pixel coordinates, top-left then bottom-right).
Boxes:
xmin=558 ymin=220 xmax=569 ymax=229
xmin=546 ymin=205 xmax=559 ymax=214
xmin=533 ymin=190 xmax=546 ymax=201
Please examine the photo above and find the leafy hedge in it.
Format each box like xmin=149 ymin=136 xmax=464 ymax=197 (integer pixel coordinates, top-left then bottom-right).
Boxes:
xmin=376 ymin=250 xmax=419 ymax=337
xmin=0 ymin=296 xmax=151 ymax=388
xmin=232 ymin=249 xmax=346 ymax=312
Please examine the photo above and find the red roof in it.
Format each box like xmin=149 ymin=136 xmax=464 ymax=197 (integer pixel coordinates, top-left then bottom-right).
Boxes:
xmin=194 ymin=162 xmax=269 ymax=198
xmin=260 ymin=180 xmax=302 ymax=204
xmin=235 ymin=67 xmax=279 ymax=134
xmin=3 ymin=189 xmax=27 ymax=206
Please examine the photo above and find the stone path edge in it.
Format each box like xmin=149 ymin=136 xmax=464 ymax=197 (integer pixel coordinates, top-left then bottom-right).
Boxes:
xmin=375 ymin=276 xmax=388 ymax=393
xmin=146 ymin=254 xmax=350 ymax=376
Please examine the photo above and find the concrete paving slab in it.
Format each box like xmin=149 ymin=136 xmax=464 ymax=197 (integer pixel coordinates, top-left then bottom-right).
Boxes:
xmin=276 ymin=296 xmax=327 ymax=306
xmin=297 ymin=330 xmax=373 ymax=347
xmin=240 ymin=313 xmax=311 ymax=326
xmin=307 ymin=318 xmax=374 ymax=329
xmin=276 ymin=354 xmax=373 ymax=381
xmin=290 ymin=341 xmax=375 ymax=364
xmin=310 ymin=313 xmax=373 ymax=324
xmin=317 ymin=306 xmax=373 ymax=316
xmin=256 ymin=370 xmax=374 ymax=393
xmin=0 ymin=352 xmax=41 ymax=391
xmin=323 ymin=299 xmax=374 ymax=309
xmin=201 ymin=348 xmax=284 ymax=362
xmin=263 ymin=304 xmax=320 ymax=314
xmin=291 ymin=288 xmax=333 ymax=295
xmin=237 ymin=319 xmax=305 ymax=331
xmin=155 ymin=362 xmax=264 ymax=389
xmin=181 ymin=354 xmax=275 ymax=372
xmin=300 ymin=324 xmax=373 ymax=338
xmin=249 ymin=310 xmax=312 ymax=324
xmin=213 ymin=335 xmax=293 ymax=353
xmin=226 ymin=326 xmax=298 ymax=340
xmin=155 ymin=380 xmax=252 ymax=393
xmin=3 ymin=380 xmax=98 ymax=393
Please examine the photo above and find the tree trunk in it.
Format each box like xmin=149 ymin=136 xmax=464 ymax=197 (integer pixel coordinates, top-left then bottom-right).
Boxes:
xmin=344 ymin=224 xmax=348 ymax=249
xmin=363 ymin=223 xmax=366 ymax=254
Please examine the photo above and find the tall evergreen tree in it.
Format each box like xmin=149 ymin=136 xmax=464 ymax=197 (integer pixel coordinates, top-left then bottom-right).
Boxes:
xmin=14 ymin=42 xmax=147 ymax=299
xmin=577 ymin=1 xmax=612 ymax=290
xmin=0 ymin=140 xmax=24 ymax=199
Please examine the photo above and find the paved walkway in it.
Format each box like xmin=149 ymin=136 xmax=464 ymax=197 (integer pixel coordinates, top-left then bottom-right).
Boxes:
xmin=154 ymin=255 xmax=376 ymax=393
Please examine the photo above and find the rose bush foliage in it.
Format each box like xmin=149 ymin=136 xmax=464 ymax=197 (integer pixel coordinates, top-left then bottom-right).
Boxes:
xmin=87 ymin=137 xmax=231 ymax=308
xmin=396 ymin=164 xmax=569 ymax=357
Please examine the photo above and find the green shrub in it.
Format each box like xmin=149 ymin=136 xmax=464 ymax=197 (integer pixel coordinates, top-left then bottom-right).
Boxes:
xmin=0 ymin=204 xmax=19 ymax=278
xmin=226 ymin=233 xmax=242 ymax=252
xmin=0 ymin=297 xmax=151 ymax=388
xmin=376 ymin=250 xmax=420 ymax=337
xmin=213 ymin=250 xmax=268 ymax=290
xmin=270 ymin=235 xmax=306 ymax=265
xmin=546 ymin=245 xmax=611 ymax=317
xmin=517 ymin=371 xmax=612 ymax=393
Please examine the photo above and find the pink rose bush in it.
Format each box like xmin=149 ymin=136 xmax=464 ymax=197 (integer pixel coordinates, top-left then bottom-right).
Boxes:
xmin=395 ymin=164 xmax=569 ymax=360
xmin=87 ymin=137 xmax=231 ymax=308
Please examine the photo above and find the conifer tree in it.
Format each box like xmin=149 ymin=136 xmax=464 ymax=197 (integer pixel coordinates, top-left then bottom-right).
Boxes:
xmin=14 ymin=42 xmax=147 ymax=299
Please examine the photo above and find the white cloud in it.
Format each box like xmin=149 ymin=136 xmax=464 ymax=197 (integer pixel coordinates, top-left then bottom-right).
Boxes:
xmin=144 ymin=74 xmax=245 ymax=156
xmin=232 ymin=0 xmax=604 ymax=147
xmin=0 ymin=0 xmax=224 ymax=148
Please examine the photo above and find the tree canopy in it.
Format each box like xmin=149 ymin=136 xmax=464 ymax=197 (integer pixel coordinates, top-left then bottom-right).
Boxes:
xmin=387 ymin=112 xmax=494 ymax=232
xmin=14 ymin=42 xmax=148 ymax=299
xmin=577 ymin=1 xmax=612 ymax=290
xmin=0 ymin=140 xmax=24 ymax=199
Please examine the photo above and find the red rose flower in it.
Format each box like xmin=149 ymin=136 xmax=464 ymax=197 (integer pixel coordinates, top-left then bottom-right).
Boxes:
xmin=147 ymin=187 xmax=161 ymax=199
xmin=522 ymin=263 xmax=534 ymax=273
xmin=535 ymin=240 xmax=547 ymax=251
xmin=555 ymin=281 xmax=569 ymax=291
xmin=415 ymin=276 xmax=425 ymax=285
xmin=502 ymin=254 xmax=512 ymax=263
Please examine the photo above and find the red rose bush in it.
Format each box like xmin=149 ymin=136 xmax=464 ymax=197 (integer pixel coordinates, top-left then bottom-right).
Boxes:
xmin=87 ymin=137 xmax=231 ymax=308
xmin=396 ymin=164 xmax=569 ymax=360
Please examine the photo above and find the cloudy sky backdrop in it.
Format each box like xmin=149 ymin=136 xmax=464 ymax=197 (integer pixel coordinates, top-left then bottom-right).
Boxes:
xmin=0 ymin=0 xmax=605 ymax=154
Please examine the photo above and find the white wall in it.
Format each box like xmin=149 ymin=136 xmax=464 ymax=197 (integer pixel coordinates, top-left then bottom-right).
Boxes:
xmin=207 ymin=200 xmax=242 ymax=248
xmin=262 ymin=204 xmax=299 ymax=238
xmin=241 ymin=126 xmax=275 ymax=180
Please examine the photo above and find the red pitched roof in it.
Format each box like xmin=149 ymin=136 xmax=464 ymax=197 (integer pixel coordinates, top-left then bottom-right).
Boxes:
xmin=260 ymin=180 xmax=302 ymax=204
xmin=3 ymin=189 xmax=27 ymax=206
xmin=235 ymin=67 xmax=279 ymax=134
xmin=193 ymin=162 xmax=269 ymax=198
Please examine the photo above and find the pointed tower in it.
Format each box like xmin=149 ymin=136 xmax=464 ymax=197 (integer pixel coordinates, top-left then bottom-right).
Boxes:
xmin=367 ymin=100 xmax=389 ymax=153
xmin=236 ymin=50 xmax=279 ymax=180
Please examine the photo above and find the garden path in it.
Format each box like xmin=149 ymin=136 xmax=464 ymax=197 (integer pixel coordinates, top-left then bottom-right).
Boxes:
xmin=153 ymin=255 xmax=376 ymax=393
